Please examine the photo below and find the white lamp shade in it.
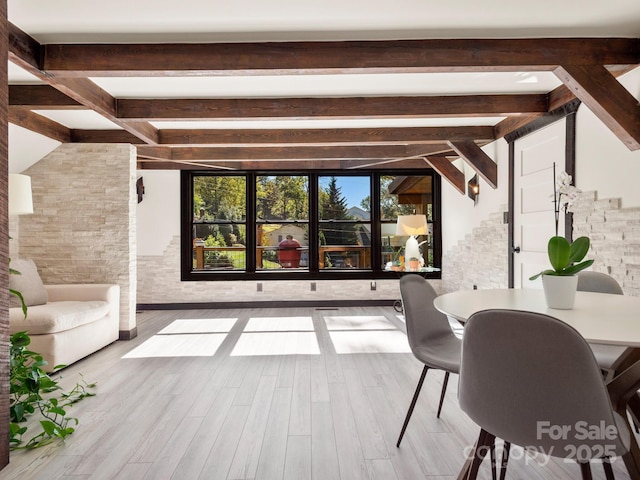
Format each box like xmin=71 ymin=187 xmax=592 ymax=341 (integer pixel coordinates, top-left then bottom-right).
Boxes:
xmin=9 ymin=174 xmax=34 ymax=215
xmin=395 ymin=214 xmax=428 ymax=236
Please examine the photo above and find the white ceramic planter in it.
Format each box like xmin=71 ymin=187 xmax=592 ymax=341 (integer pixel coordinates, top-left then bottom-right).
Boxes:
xmin=542 ymin=274 xmax=579 ymax=309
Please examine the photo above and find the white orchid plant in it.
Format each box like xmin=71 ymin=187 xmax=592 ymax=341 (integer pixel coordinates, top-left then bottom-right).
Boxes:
xmin=529 ymin=164 xmax=592 ymax=281
xmin=553 ymin=169 xmax=581 ymax=236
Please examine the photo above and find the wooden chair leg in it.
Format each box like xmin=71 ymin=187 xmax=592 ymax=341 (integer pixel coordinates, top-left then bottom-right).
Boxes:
xmin=490 ymin=441 xmax=496 ymax=480
xmin=579 ymin=462 xmax=593 ymax=480
xmin=396 ymin=365 xmax=429 ymax=447
xmin=437 ymin=371 xmax=450 ymax=418
xmin=499 ymin=442 xmax=510 ymax=480
xmin=467 ymin=429 xmax=496 ymax=480
xmin=603 ymin=457 xmax=615 ymax=480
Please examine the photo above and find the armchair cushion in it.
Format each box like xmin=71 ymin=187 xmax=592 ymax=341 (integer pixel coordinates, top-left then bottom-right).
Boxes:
xmin=9 ymin=300 xmax=110 ymax=335
xmin=9 ymin=258 xmax=48 ymax=308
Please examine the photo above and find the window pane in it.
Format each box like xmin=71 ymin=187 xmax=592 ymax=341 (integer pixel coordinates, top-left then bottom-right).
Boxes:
xmin=194 ymin=176 xmax=246 ymax=221
xmin=381 ymin=175 xmax=434 ymax=269
xmin=319 ymin=176 xmax=370 ymax=221
xmin=193 ymin=225 xmax=247 ymax=271
xmin=257 ymin=224 xmax=309 ymax=270
xmin=257 ymin=175 xmax=309 ymax=221
xmin=319 ymin=223 xmax=371 ymax=269
xmin=318 ymin=176 xmax=371 ymax=270
xmin=192 ymin=175 xmax=246 ymax=272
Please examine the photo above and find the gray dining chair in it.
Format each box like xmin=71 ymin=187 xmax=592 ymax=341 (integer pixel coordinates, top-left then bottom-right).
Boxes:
xmin=577 ymin=271 xmax=629 ymax=378
xmin=396 ymin=274 xmax=462 ymax=447
xmin=459 ymin=309 xmax=631 ymax=480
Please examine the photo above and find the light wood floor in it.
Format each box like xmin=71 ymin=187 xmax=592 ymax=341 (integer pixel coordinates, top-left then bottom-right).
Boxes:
xmin=0 ymin=306 xmax=633 ymax=479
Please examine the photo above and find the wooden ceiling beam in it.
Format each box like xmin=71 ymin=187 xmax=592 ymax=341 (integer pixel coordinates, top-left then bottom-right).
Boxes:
xmin=493 ymin=115 xmax=544 ymax=139
xmin=167 ymin=144 xmax=451 ymax=161
xmin=425 ymin=155 xmax=465 ymax=194
xmin=159 ymin=126 xmax=494 ymax=146
xmin=70 ymin=129 xmax=144 ymax=144
xmin=448 ymin=140 xmax=498 ymax=188
xmin=554 ymin=64 xmax=640 ymax=151
xmin=38 ymin=38 xmax=639 ymax=76
xmin=138 ymin=157 xmax=433 ymax=171
xmin=117 ymin=94 xmax=548 ymax=120
xmin=8 ymin=23 xmax=160 ymax=145
xmin=9 ymin=85 xmax=83 ymax=109
xmin=8 ymin=107 xmax=71 ymax=142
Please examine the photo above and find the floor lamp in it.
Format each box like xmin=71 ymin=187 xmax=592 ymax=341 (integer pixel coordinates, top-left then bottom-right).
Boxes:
xmin=9 ymin=174 xmax=34 ymax=216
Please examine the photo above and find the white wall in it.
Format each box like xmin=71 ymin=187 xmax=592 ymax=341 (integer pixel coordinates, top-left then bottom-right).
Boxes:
xmin=136 ymin=170 xmax=181 ymax=256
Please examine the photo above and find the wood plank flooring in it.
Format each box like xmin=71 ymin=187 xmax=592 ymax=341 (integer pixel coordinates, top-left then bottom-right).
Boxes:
xmin=0 ymin=306 xmax=633 ymax=479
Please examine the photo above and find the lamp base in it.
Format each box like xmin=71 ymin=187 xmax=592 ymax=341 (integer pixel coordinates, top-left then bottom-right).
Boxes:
xmin=404 ymin=236 xmax=420 ymax=266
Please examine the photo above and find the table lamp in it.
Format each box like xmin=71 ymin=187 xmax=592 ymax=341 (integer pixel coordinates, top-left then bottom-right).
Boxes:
xmin=395 ymin=214 xmax=428 ymax=265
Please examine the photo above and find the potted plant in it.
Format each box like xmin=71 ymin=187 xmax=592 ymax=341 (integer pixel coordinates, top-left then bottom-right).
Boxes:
xmin=529 ymin=235 xmax=594 ymax=309
xmin=528 ymin=165 xmax=593 ymax=309
xmin=529 ymin=163 xmax=593 ymax=310
xmin=408 ymin=257 xmax=420 ymax=271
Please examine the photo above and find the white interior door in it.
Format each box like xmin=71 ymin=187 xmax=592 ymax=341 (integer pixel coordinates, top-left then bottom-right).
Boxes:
xmin=513 ymin=120 xmax=566 ymax=289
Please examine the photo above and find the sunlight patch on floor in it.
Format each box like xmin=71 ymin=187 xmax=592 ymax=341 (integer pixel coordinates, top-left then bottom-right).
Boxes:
xmin=157 ymin=317 xmax=238 ymax=334
xmin=324 ymin=315 xmax=396 ymax=331
xmin=244 ymin=316 xmax=314 ymax=331
xmin=123 ymin=333 xmax=227 ymax=358
xmin=330 ymin=330 xmax=412 ymax=354
xmin=230 ymin=332 xmax=320 ymax=356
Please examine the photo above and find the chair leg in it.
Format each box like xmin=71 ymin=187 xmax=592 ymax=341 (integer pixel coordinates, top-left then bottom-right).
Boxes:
xmin=396 ymin=365 xmax=429 ymax=447
xmin=437 ymin=372 xmax=450 ymax=418
xmin=603 ymin=457 xmax=615 ymax=480
xmin=467 ymin=429 xmax=496 ymax=480
xmin=499 ymin=442 xmax=510 ymax=480
xmin=579 ymin=462 xmax=593 ymax=480
xmin=489 ymin=442 xmax=496 ymax=480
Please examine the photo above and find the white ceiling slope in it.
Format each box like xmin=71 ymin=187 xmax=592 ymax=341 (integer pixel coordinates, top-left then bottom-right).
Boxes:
xmin=6 ymin=1 xmax=640 ymax=172
xmin=8 ymin=0 xmax=640 ymax=42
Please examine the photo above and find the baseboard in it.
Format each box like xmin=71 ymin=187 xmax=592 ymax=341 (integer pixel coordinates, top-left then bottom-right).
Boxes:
xmin=119 ymin=327 xmax=138 ymax=340
xmin=136 ymin=299 xmax=396 ymax=310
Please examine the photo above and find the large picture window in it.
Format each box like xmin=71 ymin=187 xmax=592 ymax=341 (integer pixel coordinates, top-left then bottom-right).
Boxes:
xmin=182 ymin=171 xmax=441 ymax=280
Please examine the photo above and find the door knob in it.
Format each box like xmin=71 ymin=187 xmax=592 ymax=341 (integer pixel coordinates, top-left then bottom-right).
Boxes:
xmin=512 ymin=246 xmax=521 ymax=254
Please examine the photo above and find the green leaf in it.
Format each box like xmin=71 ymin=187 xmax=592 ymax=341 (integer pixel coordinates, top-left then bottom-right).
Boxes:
xmin=561 ymin=259 xmax=595 ymax=276
xmin=548 ymin=236 xmax=570 ymax=271
xmin=528 ymin=269 xmax=555 ymax=281
xmin=40 ymin=420 xmax=58 ymax=436
xmin=568 ymin=236 xmax=590 ymax=264
xmin=10 ymin=332 xmax=31 ymax=348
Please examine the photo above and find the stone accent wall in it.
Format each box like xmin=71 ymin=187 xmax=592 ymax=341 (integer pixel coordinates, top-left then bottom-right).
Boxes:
xmin=137 ymin=235 xmax=444 ymax=304
xmin=441 ymin=205 xmax=509 ymax=293
xmin=18 ymin=144 xmax=137 ymax=334
xmin=572 ymin=191 xmax=640 ymax=296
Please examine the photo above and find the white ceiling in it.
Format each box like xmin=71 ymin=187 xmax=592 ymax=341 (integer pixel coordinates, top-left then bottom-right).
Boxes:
xmin=6 ymin=0 xmax=640 ymax=172
xmin=9 ymin=0 xmax=640 ymax=42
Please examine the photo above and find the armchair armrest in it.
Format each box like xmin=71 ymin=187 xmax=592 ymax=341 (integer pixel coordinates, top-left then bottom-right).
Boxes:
xmin=45 ymin=284 xmax=120 ymax=306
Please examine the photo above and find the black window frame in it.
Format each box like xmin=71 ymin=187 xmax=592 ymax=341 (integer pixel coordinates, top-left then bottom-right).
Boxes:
xmin=181 ymin=169 xmax=442 ymax=281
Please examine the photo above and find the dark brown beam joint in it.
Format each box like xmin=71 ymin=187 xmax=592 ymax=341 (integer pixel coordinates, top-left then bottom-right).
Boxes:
xmin=448 ymin=140 xmax=498 ymax=188
xmin=425 ymin=156 xmax=465 ymax=194
xmin=554 ymin=64 xmax=640 ymax=151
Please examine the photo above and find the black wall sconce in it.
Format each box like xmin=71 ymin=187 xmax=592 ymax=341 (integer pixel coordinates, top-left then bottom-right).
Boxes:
xmin=467 ymin=174 xmax=479 ymax=205
xmin=136 ymin=177 xmax=145 ymax=203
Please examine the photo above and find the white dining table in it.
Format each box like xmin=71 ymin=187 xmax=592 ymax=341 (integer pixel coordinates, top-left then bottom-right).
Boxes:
xmin=434 ymin=288 xmax=640 ymax=480
xmin=434 ymin=288 xmax=640 ymax=347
